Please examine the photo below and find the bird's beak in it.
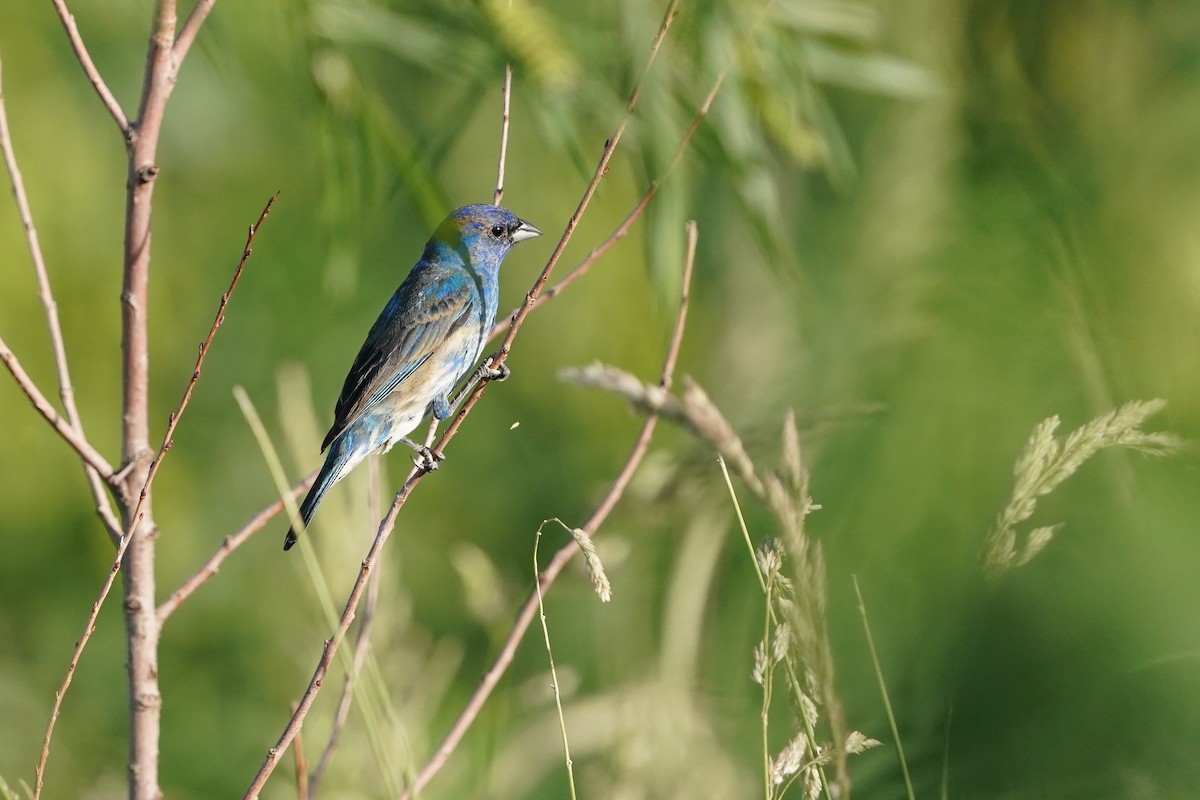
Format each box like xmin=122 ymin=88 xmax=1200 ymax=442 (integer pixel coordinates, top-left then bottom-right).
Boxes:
xmin=511 ymin=219 xmax=542 ymax=243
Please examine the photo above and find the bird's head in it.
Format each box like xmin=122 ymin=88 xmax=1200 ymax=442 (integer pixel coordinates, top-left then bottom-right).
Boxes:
xmin=432 ymin=204 xmax=542 ymax=272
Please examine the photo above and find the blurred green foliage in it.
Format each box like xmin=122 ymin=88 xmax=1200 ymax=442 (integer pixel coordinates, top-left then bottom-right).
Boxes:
xmin=2 ymin=0 xmax=1200 ymax=798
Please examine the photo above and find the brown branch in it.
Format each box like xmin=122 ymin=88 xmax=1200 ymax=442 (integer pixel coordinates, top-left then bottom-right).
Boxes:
xmin=244 ymin=5 xmax=683 ymax=794
xmin=49 ymin=0 xmax=131 ymax=135
xmin=399 ymin=221 xmax=699 ymax=800
xmin=35 ymin=195 xmax=275 ymax=799
xmin=492 ymin=63 xmax=512 ymax=206
xmin=118 ymin=6 xmax=179 ymax=797
xmin=489 ymin=72 xmax=725 ymax=340
xmin=661 ymin=221 xmax=696 ymax=384
xmin=308 ymin=459 xmax=384 ymax=795
xmin=292 ymin=703 xmax=310 ymax=800
xmin=174 ymin=0 xmax=220 ymax=65
xmin=34 ymin=542 xmax=128 ymax=800
xmin=0 ymin=338 xmax=116 ymax=479
xmin=135 ymin=192 xmax=277 ymax=517
xmin=157 ymin=469 xmax=315 ymax=623
xmin=244 ymin=463 xmax=423 ymax=798
xmin=0 ymin=55 xmax=123 ymax=541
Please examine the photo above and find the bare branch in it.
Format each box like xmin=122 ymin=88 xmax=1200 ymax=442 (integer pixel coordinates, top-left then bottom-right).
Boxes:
xmin=117 ymin=7 xmax=190 ymax=794
xmin=173 ymin=0 xmax=220 ymax=66
xmin=492 ymin=64 xmax=513 ymax=206
xmin=157 ymin=470 xmax=315 ymax=623
xmin=662 ymin=221 xmax=697 ymax=388
xmin=292 ymin=703 xmax=310 ymax=800
xmin=308 ymin=459 xmax=384 ymax=794
xmin=35 ymin=195 xmax=276 ymax=799
xmin=400 ymin=222 xmax=700 ymax=799
xmin=48 ymin=0 xmax=131 ymax=135
xmin=244 ymin=462 xmax=423 ymax=799
xmin=0 ymin=55 xmax=122 ymax=540
xmin=132 ymin=193 xmax=278 ymax=525
xmin=490 ymin=73 xmax=724 ymax=339
xmin=34 ymin=535 xmax=127 ymax=800
xmin=0 ymin=338 xmax=115 ymax=478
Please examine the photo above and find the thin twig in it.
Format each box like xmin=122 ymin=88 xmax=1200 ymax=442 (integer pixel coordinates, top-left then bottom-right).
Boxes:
xmin=127 ymin=193 xmax=278 ymax=536
xmin=48 ymin=0 xmax=131 ymax=135
xmin=245 ymin=6 xmax=683 ymax=792
xmin=0 ymin=55 xmax=123 ymax=541
xmin=156 ymin=470 xmax=316 ymax=623
xmin=489 ymin=72 xmax=725 ymax=340
xmin=173 ymin=0 xmax=220 ymax=65
xmin=34 ymin=196 xmax=276 ymax=798
xmin=662 ymin=221 xmax=697 ymax=386
xmin=492 ymin=63 xmax=512 ymax=205
xmin=292 ymin=703 xmax=310 ymax=800
xmin=244 ymin=469 xmax=420 ymax=798
xmin=308 ymin=459 xmax=384 ymax=795
xmin=399 ymin=221 xmax=699 ymax=799
xmin=0 ymin=338 xmax=115 ymax=478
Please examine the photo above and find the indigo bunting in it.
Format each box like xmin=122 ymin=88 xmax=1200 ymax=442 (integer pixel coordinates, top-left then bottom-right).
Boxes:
xmin=284 ymin=204 xmax=541 ymax=550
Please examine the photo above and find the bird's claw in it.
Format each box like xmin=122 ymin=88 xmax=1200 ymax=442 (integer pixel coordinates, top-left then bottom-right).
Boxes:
xmin=481 ymin=358 xmax=510 ymax=383
xmin=413 ymin=446 xmax=444 ymax=472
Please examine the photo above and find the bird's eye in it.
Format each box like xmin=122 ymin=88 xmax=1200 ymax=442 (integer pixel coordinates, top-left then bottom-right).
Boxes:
xmin=490 ymin=225 xmax=506 ymax=239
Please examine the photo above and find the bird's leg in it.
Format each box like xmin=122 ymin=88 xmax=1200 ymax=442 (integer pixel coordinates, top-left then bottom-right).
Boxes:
xmin=446 ymin=355 xmax=511 ymax=415
xmin=396 ymin=436 xmax=443 ymax=472
xmin=405 ymin=356 xmax=511 ymax=474
xmin=479 ymin=354 xmax=511 ymax=383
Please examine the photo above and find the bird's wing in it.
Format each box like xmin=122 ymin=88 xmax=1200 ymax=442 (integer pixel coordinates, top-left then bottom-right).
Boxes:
xmin=321 ymin=268 xmax=478 ymax=451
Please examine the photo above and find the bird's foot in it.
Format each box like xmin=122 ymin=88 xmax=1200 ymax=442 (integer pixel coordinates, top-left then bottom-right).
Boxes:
xmin=480 ymin=357 xmax=510 ymax=383
xmin=412 ymin=446 xmax=444 ymax=473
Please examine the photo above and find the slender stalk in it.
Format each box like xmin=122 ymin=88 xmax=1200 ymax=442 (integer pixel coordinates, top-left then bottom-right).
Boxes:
xmin=533 ymin=527 xmax=579 ymax=800
xmin=242 ymin=471 xmax=418 ymax=799
xmin=307 ymin=459 xmax=385 ymax=795
xmin=492 ymin=63 xmax=512 ymax=205
xmin=157 ymin=472 xmax=314 ymax=623
xmin=173 ymin=0 xmax=219 ymax=64
xmin=489 ymin=72 xmax=725 ymax=340
xmin=761 ymin=570 xmax=776 ymax=800
xmin=49 ymin=0 xmax=131 ymax=134
xmin=292 ymin=703 xmax=310 ymax=800
xmin=0 ymin=56 xmax=122 ymax=539
xmin=853 ymin=577 xmax=915 ymax=800
xmin=0 ymin=337 xmax=115 ymax=478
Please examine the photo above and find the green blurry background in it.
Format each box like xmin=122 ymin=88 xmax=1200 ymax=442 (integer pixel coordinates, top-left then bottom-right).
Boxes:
xmin=3 ymin=0 xmax=1200 ymax=797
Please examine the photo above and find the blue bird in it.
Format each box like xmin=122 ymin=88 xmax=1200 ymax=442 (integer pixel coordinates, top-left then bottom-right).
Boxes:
xmin=284 ymin=204 xmax=541 ymax=550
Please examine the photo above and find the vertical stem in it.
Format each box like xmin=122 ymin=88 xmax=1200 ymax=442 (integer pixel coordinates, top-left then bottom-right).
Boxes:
xmin=122 ymin=4 xmax=177 ymax=798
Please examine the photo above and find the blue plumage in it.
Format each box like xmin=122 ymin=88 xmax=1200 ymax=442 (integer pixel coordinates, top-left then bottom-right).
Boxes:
xmin=284 ymin=204 xmax=541 ymax=550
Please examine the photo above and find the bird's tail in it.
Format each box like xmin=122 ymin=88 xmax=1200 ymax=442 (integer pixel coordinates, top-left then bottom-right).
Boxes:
xmin=283 ymin=441 xmax=360 ymax=551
